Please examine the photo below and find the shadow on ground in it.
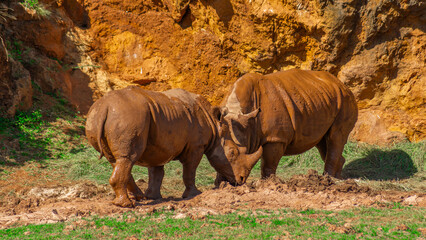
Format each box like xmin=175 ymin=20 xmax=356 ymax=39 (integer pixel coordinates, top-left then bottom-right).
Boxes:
xmin=342 ymin=149 xmax=417 ymax=180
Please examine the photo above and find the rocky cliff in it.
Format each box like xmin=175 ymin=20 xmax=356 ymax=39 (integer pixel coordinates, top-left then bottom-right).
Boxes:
xmin=0 ymin=0 xmax=424 ymax=144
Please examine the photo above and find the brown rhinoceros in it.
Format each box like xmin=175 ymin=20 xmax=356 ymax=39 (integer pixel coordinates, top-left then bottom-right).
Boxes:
xmin=85 ymin=86 xmax=261 ymax=207
xmin=215 ymin=69 xmax=358 ymax=185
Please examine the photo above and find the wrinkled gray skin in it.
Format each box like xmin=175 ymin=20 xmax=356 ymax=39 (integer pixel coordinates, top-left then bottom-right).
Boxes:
xmin=215 ymin=69 xmax=358 ymax=185
xmin=85 ymin=86 xmax=260 ymax=207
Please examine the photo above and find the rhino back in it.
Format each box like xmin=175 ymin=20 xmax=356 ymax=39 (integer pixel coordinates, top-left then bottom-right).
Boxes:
xmin=231 ymin=69 xmax=356 ymax=152
xmin=87 ymin=86 xmax=212 ymax=167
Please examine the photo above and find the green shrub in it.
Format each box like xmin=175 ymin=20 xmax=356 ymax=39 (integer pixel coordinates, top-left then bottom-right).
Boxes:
xmin=20 ymin=0 xmax=51 ymax=18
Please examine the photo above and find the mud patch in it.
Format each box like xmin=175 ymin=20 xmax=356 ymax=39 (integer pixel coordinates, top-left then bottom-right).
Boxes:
xmin=27 ymin=183 xmax=111 ymax=200
xmin=0 ymin=170 xmax=424 ymax=229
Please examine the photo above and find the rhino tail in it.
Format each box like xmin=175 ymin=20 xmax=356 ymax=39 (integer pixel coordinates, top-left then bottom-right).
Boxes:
xmin=97 ymin=106 xmax=108 ymax=160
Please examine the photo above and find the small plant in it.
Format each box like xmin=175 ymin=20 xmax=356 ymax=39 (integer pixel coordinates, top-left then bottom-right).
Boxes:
xmin=13 ymin=110 xmax=48 ymax=156
xmin=20 ymin=0 xmax=51 ymax=18
xmin=6 ymin=40 xmax=23 ymax=63
xmin=6 ymin=40 xmax=38 ymax=66
xmin=14 ymin=109 xmax=43 ymax=131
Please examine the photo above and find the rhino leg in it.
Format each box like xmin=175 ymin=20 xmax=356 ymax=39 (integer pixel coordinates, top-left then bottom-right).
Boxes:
xmin=335 ymin=156 xmax=345 ymax=179
xmin=180 ymin=152 xmax=203 ymax=198
xmin=323 ymin=130 xmax=347 ymax=179
xmin=317 ymin=137 xmax=344 ymax=178
xmin=109 ymin=158 xmax=135 ymax=208
xmin=316 ymin=137 xmax=327 ymax=163
xmin=109 ymin=162 xmax=144 ymax=201
xmin=214 ymin=173 xmax=227 ymax=188
xmin=127 ymin=174 xmax=144 ymax=201
xmin=261 ymin=143 xmax=285 ymax=179
xmin=145 ymin=166 xmax=164 ymax=200
xmin=109 ymin=162 xmax=143 ymax=201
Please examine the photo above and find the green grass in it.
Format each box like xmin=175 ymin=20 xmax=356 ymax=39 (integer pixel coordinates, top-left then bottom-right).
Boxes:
xmin=246 ymin=141 xmax=425 ymax=192
xmin=46 ymin=135 xmax=425 ymax=194
xmin=1 ymin=93 xmax=425 ymax=192
xmin=0 ymin=207 xmax=424 ymax=239
xmin=50 ymin=145 xmax=217 ymax=196
xmin=1 ymin=94 xmax=425 ymax=238
xmin=0 ymin=94 xmax=85 ymax=166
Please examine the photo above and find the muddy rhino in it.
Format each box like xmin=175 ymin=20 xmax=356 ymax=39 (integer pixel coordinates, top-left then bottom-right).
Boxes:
xmin=85 ymin=86 xmax=261 ymax=207
xmin=216 ymin=69 xmax=358 ymax=184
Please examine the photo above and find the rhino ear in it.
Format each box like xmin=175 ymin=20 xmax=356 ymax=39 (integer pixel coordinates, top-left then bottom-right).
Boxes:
xmin=221 ymin=107 xmax=229 ymax=117
xmin=212 ymin=107 xmax=229 ymax=122
xmin=212 ymin=106 xmax=221 ymax=121
xmin=243 ymin=108 xmax=261 ymax=119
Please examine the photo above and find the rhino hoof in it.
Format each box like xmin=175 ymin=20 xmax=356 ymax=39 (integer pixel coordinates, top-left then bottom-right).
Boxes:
xmin=128 ymin=191 xmax=144 ymax=201
xmin=214 ymin=175 xmax=227 ymax=188
xmin=112 ymin=197 xmax=134 ymax=208
xmin=145 ymin=191 xmax=162 ymax=200
xmin=182 ymin=188 xmax=202 ymax=199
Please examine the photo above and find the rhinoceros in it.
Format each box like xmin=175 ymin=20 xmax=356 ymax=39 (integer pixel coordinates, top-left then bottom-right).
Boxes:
xmin=85 ymin=86 xmax=261 ymax=207
xmin=216 ymin=69 xmax=358 ymax=185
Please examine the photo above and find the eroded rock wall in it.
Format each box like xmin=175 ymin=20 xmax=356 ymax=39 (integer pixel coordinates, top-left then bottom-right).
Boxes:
xmin=84 ymin=0 xmax=425 ymax=144
xmin=0 ymin=0 xmax=424 ymax=144
xmin=0 ymin=29 xmax=32 ymax=116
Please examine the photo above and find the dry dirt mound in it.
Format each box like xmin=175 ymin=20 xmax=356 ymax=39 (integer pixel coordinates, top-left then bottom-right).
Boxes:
xmin=286 ymin=169 xmax=371 ymax=194
xmin=0 ymin=182 xmax=112 ymax=215
xmin=0 ymin=171 xmax=424 ymax=229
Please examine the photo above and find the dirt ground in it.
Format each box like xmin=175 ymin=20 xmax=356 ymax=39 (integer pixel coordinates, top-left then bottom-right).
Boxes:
xmin=1 ymin=169 xmax=424 ymax=229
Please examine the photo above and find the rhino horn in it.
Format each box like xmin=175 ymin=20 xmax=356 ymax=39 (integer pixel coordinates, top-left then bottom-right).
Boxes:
xmin=245 ymin=146 xmax=263 ymax=169
xmin=229 ymin=128 xmax=242 ymax=145
xmin=242 ymin=108 xmax=260 ymax=119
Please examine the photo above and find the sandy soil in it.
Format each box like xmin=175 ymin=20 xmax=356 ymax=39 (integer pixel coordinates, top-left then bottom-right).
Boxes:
xmin=0 ymin=170 xmax=424 ymax=229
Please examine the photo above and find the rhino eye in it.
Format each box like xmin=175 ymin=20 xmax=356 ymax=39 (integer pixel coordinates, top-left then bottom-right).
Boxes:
xmin=225 ymin=147 xmax=236 ymax=158
xmin=230 ymin=148 xmax=239 ymax=158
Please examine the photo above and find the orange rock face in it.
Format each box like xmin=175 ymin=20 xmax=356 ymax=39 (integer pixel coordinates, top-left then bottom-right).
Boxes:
xmin=0 ymin=0 xmax=424 ymax=144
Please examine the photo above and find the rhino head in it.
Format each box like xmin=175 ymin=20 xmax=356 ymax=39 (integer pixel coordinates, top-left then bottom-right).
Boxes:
xmin=208 ymin=107 xmax=263 ymax=185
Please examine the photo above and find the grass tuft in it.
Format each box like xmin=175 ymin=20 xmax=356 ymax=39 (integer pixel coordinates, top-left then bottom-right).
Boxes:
xmin=20 ymin=0 xmax=51 ymax=18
